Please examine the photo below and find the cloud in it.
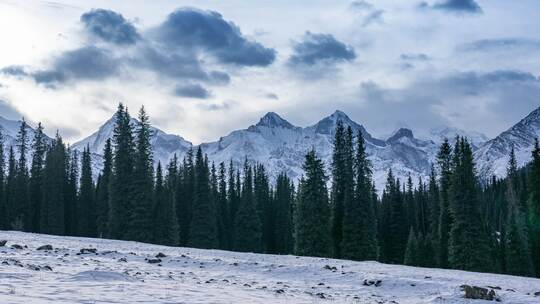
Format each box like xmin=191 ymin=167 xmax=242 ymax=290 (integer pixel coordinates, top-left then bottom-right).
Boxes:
xmin=350 ymin=1 xmax=374 ymax=11
xmin=362 ymin=9 xmax=384 ymax=27
xmin=400 ymin=53 xmax=431 ymax=61
xmin=81 ymin=9 xmax=140 ymax=45
xmin=288 ymin=32 xmax=356 ymax=67
xmin=265 ymin=93 xmax=279 ymax=100
xmin=0 ymin=99 xmax=24 ymax=120
xmin=356 ymin=69 xmax=540 ymax=136
xmin=420 ymin=0 xmax=482 ymax=14
xmin=154 ymin=8 xmax=276 ymax=66
xmin=1 ymin=65 xmax=29 ymax=77
xmin=173 ymin=84 xmax=211 ymax=99
xmin=33 ymin=46 xmax=119 ymax=85
xmin=457 ymin=38 xmax=540 ymax=52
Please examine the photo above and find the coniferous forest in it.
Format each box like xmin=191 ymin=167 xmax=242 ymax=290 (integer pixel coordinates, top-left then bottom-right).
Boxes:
xmin=1 ymin=103 xmax=539 ymax=278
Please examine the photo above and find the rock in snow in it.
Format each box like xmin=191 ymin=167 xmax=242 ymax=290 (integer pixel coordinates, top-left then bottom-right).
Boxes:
xmin=0 ymin=231 xmax=539 ymax=303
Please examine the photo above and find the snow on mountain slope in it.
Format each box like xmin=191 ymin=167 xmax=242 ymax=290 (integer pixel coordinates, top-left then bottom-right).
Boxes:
xmin=474 ymin=106 xmax=540 ymax=180
xmin=429 ymin=126 xmax=489 ymax=149
xmin=72 ymin=115 xmax=193 ymax=170
xmin=1 ymin=231 xmax=539 ymax=303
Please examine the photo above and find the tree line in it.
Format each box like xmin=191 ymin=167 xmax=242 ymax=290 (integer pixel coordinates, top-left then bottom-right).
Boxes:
xmin=0 ymin=103 xmax=538 ymax=278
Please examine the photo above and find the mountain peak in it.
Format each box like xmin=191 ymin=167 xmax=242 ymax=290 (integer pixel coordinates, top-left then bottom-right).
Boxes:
xmin=255 ymin=112 xmax=295 ymax=129
xmin=387 ymin=128 xmax=414 ymax=142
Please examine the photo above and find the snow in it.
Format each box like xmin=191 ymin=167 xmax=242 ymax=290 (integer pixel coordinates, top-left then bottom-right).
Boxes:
xmin=1 ymin=231 xmax=540 ymax=303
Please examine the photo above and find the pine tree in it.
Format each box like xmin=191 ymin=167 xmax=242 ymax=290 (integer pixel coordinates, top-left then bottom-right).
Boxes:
xmin=153 ymin=162 xmax=179 ymax=246
xmin=254 ymin=164 xmax=274 ymax=253
xmin=127 ymin=106 xmax=154 ymax=242
xmin=0 ymin=130 xmax=6 ymax=230
xmin=108 ymin=103 xmax=135 ymax=240
xmin=427 ymin=166 xmax=441 ymax=267
xmin=13 ymin=118 xmax=30 ymax=230
xmin=342 ymin=131 xmax=378 ymax=261
xmin=40 ymin=134 xmax=67 ymax=235
xmin=404 ymin=227 xmax=418 ymax=266
xmin=78 ymin=146 xmax=96 ymax=237
xmin=216 ymin=162 xmax=230 ymax=250
xmin=227 ymin=160 xmax=239 ymax=247
xmin=437 ymin=138 xmax=452 ymax=268
xmin=189 ymin=147 xmax=218 ymax=249
xmin=5 ymin=146 xmax=16 ymax=228
xmin=331 ymin=122 xmax=353 ymax=258
xmin=448 ymin=137 xmax=493 ymax=272
xmin=273 ymin=173 xmax=294 ymax=254
xmin=529 ymin=138 xmax=540 ymax=277
xmin=234 ymin=161 xmax=262 ymax=252
xmin=95 ymin=138 xmax=112 ymax=237
xmin=64 ymin=149 xmax=78 ymax=236
xmin=177 ymin=148 xmax=194 ymax=246
xmin=28 ymin=123 xmax=47 ymax=233
xmin=295 ymin=149 xmax=332 ymax=257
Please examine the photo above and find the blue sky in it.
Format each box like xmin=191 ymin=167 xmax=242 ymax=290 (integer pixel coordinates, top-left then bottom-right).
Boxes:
xmin=0 ymin=0 xmax=539 ymax=143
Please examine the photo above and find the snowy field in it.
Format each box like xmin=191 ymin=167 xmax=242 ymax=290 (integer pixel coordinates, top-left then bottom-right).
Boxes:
xmin=1 ymin=231 xmax=540 ymax=303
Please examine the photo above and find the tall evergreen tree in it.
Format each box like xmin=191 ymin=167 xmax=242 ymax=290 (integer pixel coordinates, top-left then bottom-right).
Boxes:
xmin=78 ymin=146 xmax=96 ymax=237
xmin=437 ymin=138 xmax=452 ymax=268
xmin=189 ymin=147 xmax=218 ymax=249
xmin=13 ymin=118 xmax=30 ymax=230
xmin=153 ymin=162 xmax=179 ymax=246
xmin=216 ymin=162 xmax=230 ymax=250
xmin=177 ymin=148 xmax=194 ymax=246
xmin=234 ymin=161 xmax=262 ymax=252
xmin=254 ymin=164 xmax=274 ymax=253
xmin=127 ymin=106 xmax=154 ymax=242
xmin=273 ymin=172 xmax=294 ymax=254
xmin=95 ymin=138 xmax=112 ymax=237
xmin=0 ymin=130 xmax=6 ymax=230
xmin=64 ymin=149 xmax=78 ymax=236
xmin=448 ymin=137 xmax=493 ymax=272
xmin=295 ymin=150 xmax=332 ymax=257
xmin=40 ymin=134 xmax=67 ymax=235
xmin=529 ymin=138 xmax=540 ymax=277
xmin=28 ymin=123 xmax=47 ymax=233
xmin=108 ymin=104 xmax=135 ymax=240
xmin=5 ymin=146 xmax=16 ymax=228
xmin=227 ymin=160 xmax=239 ymax=246
xmin=342 ymin=131 xmax=378 ymax=261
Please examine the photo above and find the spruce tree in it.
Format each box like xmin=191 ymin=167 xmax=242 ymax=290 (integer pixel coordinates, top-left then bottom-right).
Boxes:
xmin=216 ymin=162 xmax=230 ymax=250
xmin=234 ymin=161 xmax=262 ymax=252
xmin=78 ymin=146 xmax=96 ymax=237
xmin=528 ymin=138 xmax=540 ymax=277
xmin=108 ymin=103 xmax=135 ymax=240
xmin=127 ymin=106 xmax=154 ymax=242
xmin=177 ymin=148 xmax=194 ymax=246
xmin=273 ymin=173 xmax=294 ymax=254
xmin=254 ymin=164 xmax=274 ymax=253
xmin=437 ymin=138 xmax=452 ymax=268
xmin=448 ymin=137 xmax=493 ymax=272
xmin=5 ymin=146 xmax=16 ymax=228
xmin=404 ymin=227 xmax=419 ymax=266
xmin=427 ymin=166 xmax=441 ymax=267
xmin=227 ymin=160 xmax=239 ymax=246
xmin=189 ymin=147 xmax=218 ymax=249
xmin=95 ymin=138 xmax=112 ymax=237
xmin=295 ymin=149 xmax=332 ymax=257
xmin=0 ymin=130 xmax=6 ymax=230
xmin=13 ymin=118 xmax=30 ymax=230
xmin=40 ymin=134 xmax=67 ymax=235
xmin=342 ymin=131 xmax=378 ymax=261
xmin=28 ymin=123 xmax=46 ymax=233
xmin=64 ymin=149 xmax=78 ymax=236
xmin=153 ymin=162 xmax=179 ymax=245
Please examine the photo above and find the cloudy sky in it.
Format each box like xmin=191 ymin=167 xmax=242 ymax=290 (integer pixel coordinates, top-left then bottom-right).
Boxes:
xmin=0 ymin=0 xmax=539 ymax=144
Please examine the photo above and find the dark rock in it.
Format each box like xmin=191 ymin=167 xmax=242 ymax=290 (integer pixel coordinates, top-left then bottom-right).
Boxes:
xmin=275 ymin=289 xmax=285 ymax=294
xmin=460 ymin=285 xmax=498 ymax=301
xmin=156 ymin=252 xmax=167 ymax=258
xmin=363 ymin=279 xmax=382 ymax=287
xmin=11 ymin=244 xmax=23 ymax=250
xmin=37 ymin=245 xmax=53 ymax=251
xmin=118 ymin=257 xmax=127 ymax=262
xmin=534 ymin=291 xmax=540 ymax=296
xmin=323 ymin=265 xmax=337 ymax=271
xmin=0 ymin=240 xmax=6 ymax=247
xmin=147 ymin=258 xmax=162 ymax=264
xmin=80 ymin=248 xmax=97 ymax=254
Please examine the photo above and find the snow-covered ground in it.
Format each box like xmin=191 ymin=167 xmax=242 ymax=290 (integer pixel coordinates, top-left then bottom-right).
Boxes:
xmin=1 ymin=231 xmax=540 ymax=303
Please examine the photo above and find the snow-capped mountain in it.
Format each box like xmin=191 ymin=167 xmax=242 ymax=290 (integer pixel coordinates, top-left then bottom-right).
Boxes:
xmin=474 ymin=106 xmax=540 ymax=179
xmin=72 ymin=115 xmax=193 ymax=168
xmin=1 ymin=106 xmax=539 ymax=191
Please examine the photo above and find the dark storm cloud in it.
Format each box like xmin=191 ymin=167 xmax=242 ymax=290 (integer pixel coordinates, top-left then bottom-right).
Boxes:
xmin=356 ymin=69 xmax=540 ymax=136
xmin=420 ymin=0 xmax=482 ymax=14
xmin=32 ymin=46 xmax=119 ymax=85
xmin=1 ymin=65 xmax=29 ymax=77
xmin=155 ymin=8 xmax=276 ymax=67
xmin=81 ymin=9 xmax=140 ymax=45
xmin=288 ymin=32 xmax=356 ymax=67
xmin=457 ymin=38 xmax=540 ymax=52
xmin=173 ymin=83 xmax=211 ymax=99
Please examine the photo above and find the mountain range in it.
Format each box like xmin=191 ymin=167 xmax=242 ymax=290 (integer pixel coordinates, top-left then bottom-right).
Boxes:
xmin=1 ymin=107 xmax=539 ymax=192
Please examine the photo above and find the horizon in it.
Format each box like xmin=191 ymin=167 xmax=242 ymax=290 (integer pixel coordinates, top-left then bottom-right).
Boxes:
xmin=1 ymin=0 xmax=539 ymax=144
